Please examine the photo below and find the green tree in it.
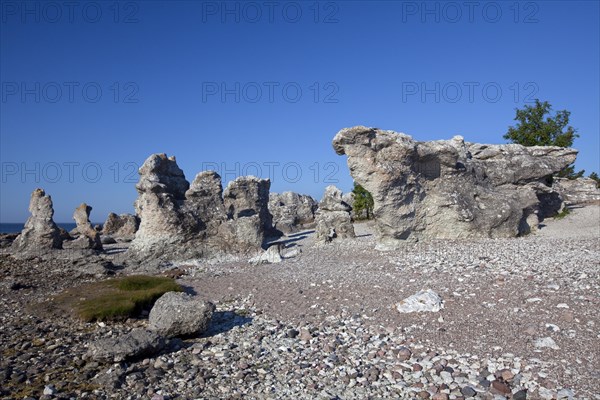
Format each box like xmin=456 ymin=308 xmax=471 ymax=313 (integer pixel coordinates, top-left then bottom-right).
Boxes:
xmin=351 ymin=182 xmax=374 ymax=220
xmin=504 ymin=99 xmax=583 ymax=179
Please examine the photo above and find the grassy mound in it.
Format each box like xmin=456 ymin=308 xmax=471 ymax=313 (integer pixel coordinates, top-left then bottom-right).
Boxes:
xmin=58 ymin=275 xmax=182 ymax=322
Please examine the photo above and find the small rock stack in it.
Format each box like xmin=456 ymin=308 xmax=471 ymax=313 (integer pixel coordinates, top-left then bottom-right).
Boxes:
xmin=315 ymin=185 xmax=355 ymax=243
xmin=12 ymin=188 xmax=62 ymax=254
xmin=64 ymin=203 xmax=103 ymax=250
xmin=269 ymin=191 xmax=318 ymax=234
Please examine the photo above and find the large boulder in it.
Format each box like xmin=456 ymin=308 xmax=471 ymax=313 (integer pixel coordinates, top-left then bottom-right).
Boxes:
xmin=12 ymin=189 xmax=62 ymax=253
xmin=269 ymin=192 xmax=318 ymax=234
xmin=148 ymin=292 xmax=215 ymax=338
xmin=64 ymin=203 xmax=103 ymax=250
xmin=314 ymin=185 xmax=355 ymax=243
xmin=128 ymin=154 xmax=274 ymax=267
xmin=102 ymin=213 xmax=139 ymax=241
xmin=333 ymin=126 xmax=578 ymax=246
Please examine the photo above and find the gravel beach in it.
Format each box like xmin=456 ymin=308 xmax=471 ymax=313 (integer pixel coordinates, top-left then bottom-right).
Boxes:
xmin=1 ymin=204 xmax=598 ymax=399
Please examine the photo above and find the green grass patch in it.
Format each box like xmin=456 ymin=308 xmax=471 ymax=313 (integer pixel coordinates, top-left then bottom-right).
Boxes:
xmin=554 ymin=207 xmax=571 ymax=219
xmin=55 ymin=275 xmax=182 ymax=322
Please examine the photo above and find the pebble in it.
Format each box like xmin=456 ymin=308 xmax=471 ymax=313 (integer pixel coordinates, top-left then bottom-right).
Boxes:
xmin=534 ymin=337 xmax=560 ymax=350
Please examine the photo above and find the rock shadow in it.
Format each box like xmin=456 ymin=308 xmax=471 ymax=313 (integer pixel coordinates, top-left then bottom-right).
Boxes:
xmin=202 ymin=311 xmax=253 ymax=337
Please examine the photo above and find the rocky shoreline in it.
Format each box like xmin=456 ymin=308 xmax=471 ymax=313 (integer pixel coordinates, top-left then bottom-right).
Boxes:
xmin=1 ymin=205 xmax=598 ymax=399
xmin=2 ymin=128 xmax=599 ymax=399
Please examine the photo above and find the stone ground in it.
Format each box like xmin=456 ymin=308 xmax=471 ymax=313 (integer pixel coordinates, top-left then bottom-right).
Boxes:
xmin=0 ymin=204 xmax=598 ymax=399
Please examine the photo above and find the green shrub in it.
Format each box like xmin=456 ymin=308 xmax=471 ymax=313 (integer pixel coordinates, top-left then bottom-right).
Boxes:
xmin=58 ymin=275 xmax=182 ymax=322
xmin=554 ymin=208 xmax=571 ymax=220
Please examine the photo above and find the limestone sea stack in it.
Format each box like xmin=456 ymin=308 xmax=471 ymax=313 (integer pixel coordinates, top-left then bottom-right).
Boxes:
xmin=12 ymin=188 xmax=62 ymax=254
xmin=127 ymin=153 xmax=274 ymax=268
xmin=333 ymin=126 xmax=577 ymax=247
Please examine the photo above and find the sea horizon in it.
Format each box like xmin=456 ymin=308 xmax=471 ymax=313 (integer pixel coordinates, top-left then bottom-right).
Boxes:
xmin=0 ymin=223 xmax=103 ymax=234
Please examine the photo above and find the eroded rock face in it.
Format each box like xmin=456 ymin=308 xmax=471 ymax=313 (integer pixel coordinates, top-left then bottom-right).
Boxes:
xmin=128 ymin=154 xmax=274 ymax=267
xmin=222 ymin=176 xmax=273 ymax=248
xmin=66 ymin=203 xmax=103 ymax=250
xmin=269 ymin=192 xmax=318 ymax=234
xmin=554 ymin=177 xmax=600 ymax=205
xmin=333 ymin=126 xmax=578 ymax=246
xmin=13 ymin=189 xmax=62 ymax=253
xmin=315 ymin=185 xmax=355 ymax=243
xmin=102 ymin=213 xmax=139 ymax=241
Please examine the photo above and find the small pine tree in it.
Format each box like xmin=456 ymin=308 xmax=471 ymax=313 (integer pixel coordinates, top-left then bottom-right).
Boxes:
xmin=351 ymin=182 xmax=374 ymax=220
xmin=504 ymin=99 xmax=583 ymax=179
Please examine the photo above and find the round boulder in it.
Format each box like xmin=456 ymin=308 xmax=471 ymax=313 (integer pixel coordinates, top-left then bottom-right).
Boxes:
xmin=148 ymin=292 xmax=215 ymax=338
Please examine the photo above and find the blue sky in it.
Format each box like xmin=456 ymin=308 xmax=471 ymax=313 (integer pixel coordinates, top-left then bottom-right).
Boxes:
xmin=1 ymin=0 xmax=599 ymax=223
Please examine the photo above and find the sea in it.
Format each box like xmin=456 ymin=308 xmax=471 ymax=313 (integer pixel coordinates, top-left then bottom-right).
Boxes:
xmin=0 ymin=223 xmax=101 ymax=234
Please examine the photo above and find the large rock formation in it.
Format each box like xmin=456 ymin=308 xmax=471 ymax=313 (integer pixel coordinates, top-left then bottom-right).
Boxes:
xmin=102 ymin=213 xmax=139 ymax=241
xmin=64 ymin=203 xmax=103 ymax=250
xmin=13 ymin=189 xmax=62 ymax=253
xmin=315 ymin=185 xmax=355 ymax=243
xmin=333 ymin=126 xmax=578 ymax=246
xmin=269 ymin=192 xmax=318 ymax=234
xmin=128 ymin=154 xmax=274 ymax=266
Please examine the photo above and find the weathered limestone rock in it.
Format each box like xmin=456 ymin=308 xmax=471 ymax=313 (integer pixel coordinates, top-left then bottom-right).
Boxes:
xmin=554 ymin=177 xmax=600 ymax=205
xmin=333 ymin=126 xmax=578 ymax=246
xmin=86 ymin=329 xmax=165 ymax=363
xmin=102 ymin=213 xmax=139 ymax=241
xmin=269 ymin=192 xmax=318 ymax=234
xmin=13 ymin=189 xmax=62 ymax=253
xmin=184 ymin=171 xmax=227 ymax=237
xmin=396 ymin=289 xmax=443 ymax=313
xmin=128 ymin=154 xmax=200 ymax=262
xmin=64 ymin=203 xmax=103 ymax=250
xmin=148 ymin=292 xmax=215 ymax=338
xmin=249 ymin=243 xmax=284 ymax=264
xmin=0 ymin=233 xmax=19 ymax=249
xmin=128 ymin=154 xmax=274 ymax=267
xmin=315 ymin=185 xmax=355 ymax=243
xmin=220 ymin=176 xmax=274 ymax=250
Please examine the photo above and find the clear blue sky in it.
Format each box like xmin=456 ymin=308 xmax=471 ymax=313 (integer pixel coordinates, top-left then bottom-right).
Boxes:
xmin=1 ymin=0 xmax=599 ymax=223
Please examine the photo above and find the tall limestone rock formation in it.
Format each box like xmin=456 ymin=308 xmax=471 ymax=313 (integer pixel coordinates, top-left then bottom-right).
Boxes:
xmin=128 ymin=154 xmax=274 ymax=267
xmin=13 ymin=188 xmax=62 ymax=253
xmin=333 ymin=126 xmax=578 ymax=248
